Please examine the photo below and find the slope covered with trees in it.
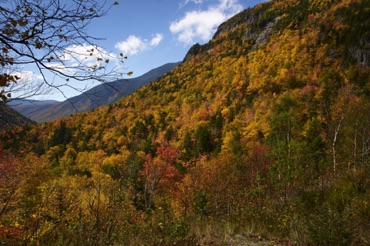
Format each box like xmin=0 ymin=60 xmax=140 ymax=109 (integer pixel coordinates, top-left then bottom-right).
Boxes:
xmin=1 ymin=0 xmax=370 ymax=245
xmin=0 ymin=103 xmax=35 ymax=130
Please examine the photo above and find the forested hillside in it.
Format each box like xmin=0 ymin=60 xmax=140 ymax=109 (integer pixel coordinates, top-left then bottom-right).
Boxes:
xmin=0 ymin=103 xmax=35 ymax=130
xmin=1 ymin=0 xmax=370 ymax=245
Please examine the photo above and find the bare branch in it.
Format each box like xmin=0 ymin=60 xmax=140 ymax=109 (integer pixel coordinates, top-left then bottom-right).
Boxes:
xmin=0 ymin=0 xmax=127 ymax=104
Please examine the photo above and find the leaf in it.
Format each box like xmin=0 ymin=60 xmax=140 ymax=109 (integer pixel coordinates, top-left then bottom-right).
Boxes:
xmin=35 ymin=41 xmax=42 ymax=49
xmin=22 ymin=30 xmax=29 ymax=38
xmin=127 ymin=71 xmax=133 ymax=76
xmin=114 ymin=1 xmax=119 ymax=5
xmin=11 ymin=19 xmax=17 ymax=27
xmin=18 ymin=18 xmax=28 ymax=27
xmin=8 ymin=57 xmax=14 ymax=65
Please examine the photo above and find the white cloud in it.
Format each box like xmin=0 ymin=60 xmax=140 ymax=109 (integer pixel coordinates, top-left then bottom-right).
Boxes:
xmin=186 ymin=0 xmax=204 ymax=3
xmin=150 ymin=33 xmax=163 ymax=46
xmin=47 ymin=63 xmax=75 ymax=74
xmin=180 ymin=0 xmax=204 ymax=8
xmin=11 ymin=71 xmax=42 ymax=84
xmin=170 ymin=11 xmax=224 ymax=44
xmin=115 ymin=33 xmax=163 ymax=56
xmin=7 ymin=70 xmax=51 ymax=99
xmin=47 ymin=44 xmax=122 ymax=77
xmin=61 ymin=44 xmax=117 ymax=67
xmin=170 ymin=0 xmax=243 ymax=45
xmin=115 ymin=35 xmax=146 ymax=56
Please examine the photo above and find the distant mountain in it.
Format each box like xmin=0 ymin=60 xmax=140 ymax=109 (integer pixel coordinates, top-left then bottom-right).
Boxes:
xmin=9 ymin=100 xmax=59 ymax=123
xmin=7 ymin=99 xmax=59 ymax=106
xmin=11 ymin=62 xmax=180 ymax=122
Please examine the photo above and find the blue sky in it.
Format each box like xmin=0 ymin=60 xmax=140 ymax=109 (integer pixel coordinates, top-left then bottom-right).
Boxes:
xmin=21 ymin=0 xmax=267 ymax=101
xmin=106 ymin=0 xmax=267 ymax=75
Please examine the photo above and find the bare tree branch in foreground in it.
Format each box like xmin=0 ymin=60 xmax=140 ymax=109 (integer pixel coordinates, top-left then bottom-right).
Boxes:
xmin=0 ymin=0 xmax=128 ymax=103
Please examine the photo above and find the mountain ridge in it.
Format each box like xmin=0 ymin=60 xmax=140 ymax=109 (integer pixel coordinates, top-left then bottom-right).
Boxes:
xmin=11 ymin=62 xmax=180 ymax=122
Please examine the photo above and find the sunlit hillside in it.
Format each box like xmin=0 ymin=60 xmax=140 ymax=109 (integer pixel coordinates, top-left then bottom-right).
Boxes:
xmin=1 ymin=0 xmax=370 ymax=245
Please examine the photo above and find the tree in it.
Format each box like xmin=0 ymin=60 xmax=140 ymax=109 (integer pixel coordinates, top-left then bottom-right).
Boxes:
xmin=0 ymin=0 xmax=125 ymax=103
xmin=141 ymin=142 xmax=182 ymax=211
xmin=0 ymin=154 xmax=48 ymax=243
xmin=0 ymin=154 xmax=24 ymax=219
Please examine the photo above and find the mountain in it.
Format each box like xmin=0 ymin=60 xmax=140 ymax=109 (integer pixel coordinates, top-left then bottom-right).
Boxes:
xmin=0 ymin=103 xmax=35 ymax=130
xmin=7 ymin=100 xmax=59 ymax=123
xmin=7 ymin=99 xmax=58 ymax=106
xmin=2 ymin=0 xmax=370 ymax=245
xmin=11 ymin=62 xmax=180 ymax=122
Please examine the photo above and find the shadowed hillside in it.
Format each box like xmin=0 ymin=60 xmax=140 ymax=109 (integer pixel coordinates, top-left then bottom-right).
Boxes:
xmin=0 ymin=103 xmax=34 ymax=130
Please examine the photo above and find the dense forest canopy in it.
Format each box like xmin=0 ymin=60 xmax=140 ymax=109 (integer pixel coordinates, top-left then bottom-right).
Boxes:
xmin=1 ymin=0 xmax=370 ymax=245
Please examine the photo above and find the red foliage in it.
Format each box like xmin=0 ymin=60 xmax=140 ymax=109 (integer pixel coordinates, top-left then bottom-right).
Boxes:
xmin=0 ymin=225 xmax=23 ymax=242
xmin=198 ymin=107 xmax=211 ymax=121
xmin=299 ymin=84 xmax=319 ymax=97
xmin=245 ymin=143 xmax=271 ymax=186
xmin=141 ymin=142 xmax=182 ymax=193
xmin=156 ymin=141 xmax=179 ymax=165
xmin=0 ymin=154 xmax=23 ymax=194
xmin=0 ymin=154 xmax=26 ymax=228
xmin=250 ymin=144 xmax=270 ymax=170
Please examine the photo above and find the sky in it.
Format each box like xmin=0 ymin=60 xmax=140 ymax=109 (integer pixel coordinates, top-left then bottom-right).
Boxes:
xmin=21 ymin=0 xmax=267 ymax=101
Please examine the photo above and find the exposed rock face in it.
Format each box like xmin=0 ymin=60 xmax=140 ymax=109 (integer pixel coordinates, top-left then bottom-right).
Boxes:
xmin=183 ymin=43 xmax=202 ymax=62
xmin=350 ymin=38 xmax=370 ymax=67
xmin=213 ymin=8 xmax=259 ymax=39
xmin=212 ymin=1 xmax=273 ymax=40
xmin=251 ymin=17 xmax=280 ymax=50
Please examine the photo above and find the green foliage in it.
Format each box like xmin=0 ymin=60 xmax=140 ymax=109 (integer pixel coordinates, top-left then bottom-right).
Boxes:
xmin=1 ymin=0 xmax=370 ymax=245
xmin=195 ymin=123 xmax=213 ymax=155
xmin=194 ymin=190 xmax=208 ymax=215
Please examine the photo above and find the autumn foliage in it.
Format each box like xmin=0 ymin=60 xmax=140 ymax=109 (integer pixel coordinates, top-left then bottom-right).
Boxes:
xmin=1 ymin=0 xmax=370 ymax=245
